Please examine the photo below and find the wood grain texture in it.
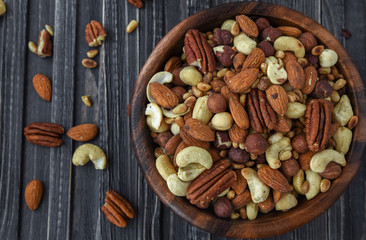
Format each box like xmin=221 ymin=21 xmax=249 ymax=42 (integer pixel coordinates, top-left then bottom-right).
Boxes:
xmin=0 ymin=0 xmax=365 ymax=239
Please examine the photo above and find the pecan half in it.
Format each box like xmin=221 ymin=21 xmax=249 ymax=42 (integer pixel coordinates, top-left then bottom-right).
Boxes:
xmin=127 ymin=0 xmax=145 ymax=8
xmin=101 ymin=190 xmax=135 ymax=228
xmin=247 ymin=89 xmax=277 ymax=133
xmin=184 ymin=29 xmax=216 ymax=73
xmin=85 ymin=20 xmax=107 ymax=47
xmin=305 ymin=99 xmax=333 ymax=152
xmin=24 ymin=122 xmax=64 ymax=147
xmin=187 ymin=159 xmax=237 ymax=209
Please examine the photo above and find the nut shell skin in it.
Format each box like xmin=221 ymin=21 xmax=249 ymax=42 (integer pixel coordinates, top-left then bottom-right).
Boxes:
xmin=214 ymin=198 xmax=234 ymax=218
xmin=228 ymin=147 xmax=250 ymax=164
xmin=245 ymin=133 xmax=269 ymax=155
xmin=207 ymin=93 xmax=227 ymax=113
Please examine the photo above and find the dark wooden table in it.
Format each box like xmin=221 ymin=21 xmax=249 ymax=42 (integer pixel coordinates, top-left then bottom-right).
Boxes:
xmin=0 ymin=0 xmax=365 ymax=239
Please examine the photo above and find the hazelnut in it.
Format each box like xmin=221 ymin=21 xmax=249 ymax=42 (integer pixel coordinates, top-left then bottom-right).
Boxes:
xmin=319 ymin=49 xmax=338 ymax=68
xmin=207 ymin=93 xmax=227 ymax=113
xmin=255 ymin=17 xmax=270 ymax=32
xmin=213 ymin=29 xmax=233 ymax=45
xmin=213 ymin=45 xmax=236 ymax=67
xmin=312 ymin=80 xmax=333 ymax=99
xmin=213 ymin=131 xmax=232 ymax=150
xmin=214 ymin=198 xmax=234 ymax=218
xmin=211 ymin=112 xmax=233 ymax=131
xmin=256 ymin=154 xmax=267 ymax=164
xmin=319 ymin=162 xmax=342 ymax=179
xmin=171 ymin=86 xmax=187 ymax=102
xmin=280 ymin=159 xmax=300 ymax=177
xmin=245 ymin=133 xmax=269 ymax=155
xmin=306 ymin=53 xmax=319 ymax=67
xmin=299 ymin=32 xmax=317 ymax=52
xmin=155 ymin=131 xmax=173 ymax=148
xmin=257 ymin=77 xmax=269 ymax=91
xmin=228 ymin=147 xmax=250 ymax=164
xmin=172 ymin=67 xmax=185 ymax=86
xmin=257 ymin=40 xmax=275 ymax=57
xmin=261 ymin=27 xmax=282 ymax=42
xmin=291 ymin=134 xmax=309 ymax=153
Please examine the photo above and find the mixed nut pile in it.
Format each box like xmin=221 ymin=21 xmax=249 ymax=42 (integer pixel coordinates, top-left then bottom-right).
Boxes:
xmin=145 ymin=14 xmax=357 ymax=220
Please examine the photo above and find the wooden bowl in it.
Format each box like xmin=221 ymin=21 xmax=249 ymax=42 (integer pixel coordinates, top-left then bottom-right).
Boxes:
xmin=130 ymin=2 xmax=366 ymax=238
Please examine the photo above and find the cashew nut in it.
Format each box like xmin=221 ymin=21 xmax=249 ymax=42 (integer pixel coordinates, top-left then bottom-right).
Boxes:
xmin=175 ymin=146 xmax=213 ymax=169
xmin=265 ymin=137 xmax=292 ymax=169
xmin=268 ymin=132 xmax=283 ymax=144
xmin=319 ymin=49 xmax=338 ymax=68
xmin=266 ymin=57 xmax=288 ymax=85
xmin=145 ymin=103 xmax=166 ymax=132
xmin=275 ymin=192 xmax=298 ymax=211
xmin=246 ymin=202 xmax=259 ymax=220
xmin=146 ymin=71 xmax=173 ymax=103
xmin=167 ymin=173 xmax=191 ymax=197
xmin=285 ymin=102 xmax=306 ymax=119
xmin=162 ymin=105 xmax=190 ymax=118
xmin=192 ymin=95 xmax=213 ymax=124
xmin=72 ymin=143 xmax=107 ymax=169
xmin=221 ymin=19 xmax=235 ymax=31
xmin=293 ymin=169 xmax=306 ymax=195
xmin=333 ymin=95 xmax=353 ymax=126
xmin=273 ymin=36 xmax=305 ymax=58
xmin=234 ymin=32 xmax=257 ymax=55
xmin=156 ymin=155 xmax=177 ymax=181
xmin=241 ymin=168 xmax=270 ymax=203
xmin=179 ymin=66 xmax=202 ymax=86
xmin=310 ymin=149 xmax=346 ymax=173
xmin=333 ymin=127 xmax=352 ymax=154
xmin=305 ymin=169 xmax=321 ymax=200
xmin=177 ymin=163 xmax=206 ymax=181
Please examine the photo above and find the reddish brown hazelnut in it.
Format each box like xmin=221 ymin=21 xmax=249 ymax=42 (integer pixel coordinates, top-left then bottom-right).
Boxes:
xmin=228 ymin=147 xmax=250 ymax=164
xmin=256 ymin=154 xmax=267 ymax=164
xmin=292 ymin=134 xmax=309 ymax=153
xmin=257 ymin=40 xmax=275 ymax=57
xmin=214 ymin=197 xmax=234 ymax=218
xmin=306 ymin=53 xmax=319 ymax=67
xmin=261 ymin=27 xmax=282 ymax=42
xmin=155 ymin=131 xmax=173 ymax=148
xmin=207 ymin=93 xmax=227 ymax=113
xmin=245 ymin=133 xmax=269 ymax=155
xmin=171 ymin=86 xmax=187 ymax=102
xmin=319 ymin=162 xmax=342 ymax=179
xmin=299 ymin=32 xmax=317 ymax=52
xmin=214 ymin=131 xmax=232 ymax=150
xmin=214 ymin=45 xmax=236 ymax=67
xmin=312 ymin=80 xmax=333 ymax=99
xmin=213 ymin=29 xmax=233 ymax=45
xmin=255 ymin=17 xmax=270 ymax=32
xmin=280 ymin=159 xmax=300 ymax=177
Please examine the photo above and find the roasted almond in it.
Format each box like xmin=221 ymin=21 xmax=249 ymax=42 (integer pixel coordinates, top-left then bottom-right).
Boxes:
xmin=265 ymin=85 xmax=288 ymax=116
xmin=242 ymin=48 xmax=265 ymax=69
xmin=285 ymin=60 xmax=305 ymax=90
xmin=302 ymin=65 xmax=318 ymax=94
xmin=67 ymin=123 xmax=98 ymax=141
xmin=277 ymin=26 xmax=302 ymax=38
xmin=319 ymin=162 xmax=342 ymax=179
xmin=184 ymin=118 xmax=214 ymax=142
xmin=25 ymin=179 xmax=43 ymax=210
xmin=180 ymin=128 xmax=210 ymax=150
xmin=235 ymin=15 xmax=259 ymax=37
xmin=164 ymin=134 xmax=182 ymax=155
xmin=226 ymin=68 xmax=259 ymax=93
xmin=229 ymin=97 xmax=250 ymax=129
xmin=258 ymin=165 xmax=292 ymax=193
xmin=228 ymin=123 xmax=248 ymax=143
xmin=149 ymin=82 xmax=179 ymax=109
xmin=33 ymin=73 xmax=52 ymax=101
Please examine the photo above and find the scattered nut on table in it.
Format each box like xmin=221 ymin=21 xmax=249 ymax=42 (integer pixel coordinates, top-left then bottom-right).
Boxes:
xmin=81 ymin=95 xmax=92 ymax=106
xmin=0 ymin=0 xmax=6 ymax=16
xmin=72 ymin=143 xmax=107 ymax=169
xmin=126 ymin=20 xmax=138 ymax=33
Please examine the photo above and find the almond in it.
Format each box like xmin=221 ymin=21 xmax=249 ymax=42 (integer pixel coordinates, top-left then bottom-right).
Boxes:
xmin=229 ymin=97 xmax=250 ymax=129
xmin=258 ymin=165 xmax=292 ymax=193
xmin=25 ymin=179 xmax=43 ymax=210
xmin=277 ymin=26 xmax=302 ymax=38
xmin=242 ymin=48 xmax=265 ymax=69
xmin=228 ymin=123 xmax=248 ymax=143
xmin=149 ymin=82 xmax=179 ymax=109
xmin=274 ymin=115 xmax=291 ymax=132
xmin=285 ymin=60 xmax=305 ymax=90
xmin=33 ymin=73 xmax=52 ymax=101
xmin=265 ymin=85 xmax=288 ymax=116
xmin=184 ymin=118 xmax=214 ymax=142
xmin=232 ymin=189 xmax=251 ymax=210
xmin=231 ymin=169 xmax=247 ymax=195
xmin=164 ymin=134 xmax=182 ymax=155
xmin=67 ymin=123 xmax=98 ymax=141
xmin=227 ymin=68 xmax=259 ymax=93
xmin=299 ymin=151 xmax=316 ymax=170
xmin=273 ymin=189 xmax=282 ymax=203
xmin=302 ymin=65 xmax=318 ymax=94
xmin=235 ymin=15 xmax=259 ymax=37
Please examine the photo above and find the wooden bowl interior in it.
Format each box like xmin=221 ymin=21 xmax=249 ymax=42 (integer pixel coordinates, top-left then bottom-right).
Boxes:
xmin=130 ymin=2 xmax=366 ymax=238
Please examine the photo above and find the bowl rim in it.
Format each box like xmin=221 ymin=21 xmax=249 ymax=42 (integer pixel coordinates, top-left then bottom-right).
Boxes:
xmin=130 ymin=2 xmax=366 ymax=238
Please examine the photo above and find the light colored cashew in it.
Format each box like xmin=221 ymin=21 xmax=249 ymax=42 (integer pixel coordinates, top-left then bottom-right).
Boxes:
xmin=156 ymin=155 xmax=177 ymax=181
xmin=211 ymin=112 xmax=233 ymax=131
xmin=319 ymin=49 xmax=338 ymax=68
xmin=221 ymin=19 xmax=235 ymax=31
xmin=273 ymin=36 xmax=305 ymax=58
xmin=167 ymin=173 xmax=191 ymax=197
xmin=333 ymin=127 xmax=352 ymax=154
xmin=170 ymin=122 xmax=180 ymax=135
xmin=72 ymin=143 xmax=107 ymax=170
xmin=293 ymin=169 xmax=306 ymax=195
xmin=192 ymin=95 xmax=213 ymax=124
xmin=266 ymin=58 xmax=288 ymax=85
xmin=145 ymin=103 xmax=165 ymax=132
xmin=162 ymin=105 xmax=190 ymax=118
xmin=333 ymin=95 xmax=353 ymax=126
xmin=305 ymin=169 xmax=321 ymax=200
xmin=268 ymin=132 xmax=283 ymax=144
xmin=285 ymin=102 xmax=306 ymax=119
xmin=178 ymin=163 xmax=206 ymax=181
xmin=241 ymin=168 xmax=270 ymax=203
xmin=176 ymin=146 xmax=213 ymax=169
xmin=265 ymin=137 xmax=292 ymax=169
xmin=246 ymin=202 xmax=259 ymax=220
xmin=275 ymin=192 xmax=298 ymax=211
xmin=234 ymin=32 xmax=257 ymax=55
xmin=179 ymin=66 xmax=202 ymax=86
xmin=146 ymin=71 xmax=173 ymax=103
xmin=310 ymin=149 xmax=346 ymax=173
